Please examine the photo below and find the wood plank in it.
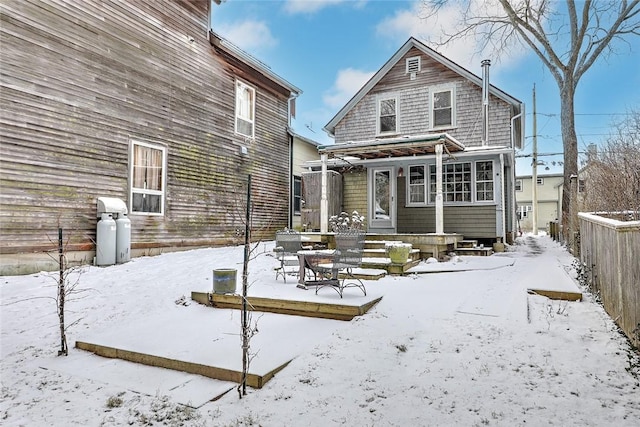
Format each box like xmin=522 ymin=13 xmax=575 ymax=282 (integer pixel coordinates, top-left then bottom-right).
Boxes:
xmin=190 ymin=291 xmax=383 ymax=321
xmin=527 ymin=289 xmax=582 ymax=302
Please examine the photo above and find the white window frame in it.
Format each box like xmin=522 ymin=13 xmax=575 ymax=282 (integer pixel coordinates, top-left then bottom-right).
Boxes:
xmin=293 ymin=175 xmax=302 ymax=215
xmin=406 ymin=56 xmax=421 ymax=74
xmin=235 ymin=79 xmax=255 ymax=138
xmin=430 ymin=85 xmax=456 ymax=130
xmin=515 ymin=179 xmax=523 ymax=192
xmin=407 ymin=164 xmax=427 ymax=205
xmin=130 ymin=140 xmax=167 ymax=216
xmin=475 ymin=160 xmax=494 ymax=202
xmin=376 ymin=94 xmax=398 ymax=136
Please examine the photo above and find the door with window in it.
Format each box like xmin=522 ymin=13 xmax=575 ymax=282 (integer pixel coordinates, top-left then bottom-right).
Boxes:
xmin=369 ymin=168 xmax=395 ymax=231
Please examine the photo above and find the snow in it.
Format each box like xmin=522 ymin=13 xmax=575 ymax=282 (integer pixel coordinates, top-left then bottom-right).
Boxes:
xmin=1 ymin=234 xmax=639 ymax=426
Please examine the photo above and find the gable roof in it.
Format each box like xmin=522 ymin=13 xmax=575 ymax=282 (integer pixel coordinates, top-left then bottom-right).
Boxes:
xmin=209 ymin=31 xmax=301 ymax=97
xmin=323 ymin=37 xmax=523 ymax=138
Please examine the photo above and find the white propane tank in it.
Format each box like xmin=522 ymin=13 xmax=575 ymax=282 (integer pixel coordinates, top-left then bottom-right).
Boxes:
xmin=116 ymin=214 xmax=131 ymax=264
xmin=96 ymin=213 xmax=116 ymax=266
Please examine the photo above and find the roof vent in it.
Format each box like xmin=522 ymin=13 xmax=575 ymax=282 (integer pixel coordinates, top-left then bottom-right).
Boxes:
xmin=406 ymin=57 xmax=420 ymax=75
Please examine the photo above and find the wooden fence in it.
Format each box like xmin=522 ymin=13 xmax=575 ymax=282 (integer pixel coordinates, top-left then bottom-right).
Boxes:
xmin=578 ymin=212 xmax=640 ymax=348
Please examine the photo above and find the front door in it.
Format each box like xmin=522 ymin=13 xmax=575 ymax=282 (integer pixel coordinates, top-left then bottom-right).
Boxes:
xmin=369 ymin=167 xmax=395 ymax=232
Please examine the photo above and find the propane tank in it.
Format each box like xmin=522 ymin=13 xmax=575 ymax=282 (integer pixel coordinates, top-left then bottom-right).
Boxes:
xmin=96 ymin=213 xmax=116 ymax=266
xmin=116 ymin=214 xmax=131 ymax=264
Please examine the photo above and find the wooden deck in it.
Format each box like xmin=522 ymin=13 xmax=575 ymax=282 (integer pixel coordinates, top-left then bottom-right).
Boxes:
xmin=191 ymin=291 xmax=383 ymax=321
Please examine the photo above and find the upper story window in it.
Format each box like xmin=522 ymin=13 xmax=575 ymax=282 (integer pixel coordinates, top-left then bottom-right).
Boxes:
xmin=408 ymin=165 xmax=426 ymax=203
xmin=515 ymin=179 xmax=523 ymax=192
xmin=130 ymin=140 xmax=166 ymax=215
xmin=536 ymin=177 xmax=544 ymax=185
xmin=235 ymin=80 xmax=255 ymax=138
xmin=430 ymin=86 xmax=455 ymax=129
xmin=377 ymin=95 xmax=398 ymax=135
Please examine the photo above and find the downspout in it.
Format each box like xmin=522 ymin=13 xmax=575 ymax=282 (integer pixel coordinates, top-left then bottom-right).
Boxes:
xmin=500 ymin=153 xmax=506 ymax=241
xmin=481 ymin=59 xmax=491 ymax=146
xmin=320 ymin=153 xmax=328 ymax=234
xmin=287 ymin=93 xmax=299 ymax=229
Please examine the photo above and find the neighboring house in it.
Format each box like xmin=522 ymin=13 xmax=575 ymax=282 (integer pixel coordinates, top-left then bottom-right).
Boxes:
xmin=290 ymin=132 xmax=321 ymax=230
xmin=515 ymin=174 xmax=564 ymax=232
xmin=317 ymin=37 xmax=524 ymax=244
xmin=0 ymin=0 xmax=300 ymax=275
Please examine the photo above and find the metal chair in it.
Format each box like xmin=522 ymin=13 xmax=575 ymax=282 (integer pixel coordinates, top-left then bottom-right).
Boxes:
xmin=274 ymin=229 xmax=302 ymax=283
xmin=313 ymin=231 xmax=366 ymax=298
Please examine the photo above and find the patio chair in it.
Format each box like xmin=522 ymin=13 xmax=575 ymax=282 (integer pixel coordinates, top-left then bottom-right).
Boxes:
xmin=313 ymin=231 xmax=366 ymax=298
xmin=273 ymin=229 xmax=303 ymax=283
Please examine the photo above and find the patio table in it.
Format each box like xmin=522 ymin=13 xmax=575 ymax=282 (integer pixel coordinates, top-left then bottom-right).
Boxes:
xmin=296 ymin=249 xmax=338 ymax=288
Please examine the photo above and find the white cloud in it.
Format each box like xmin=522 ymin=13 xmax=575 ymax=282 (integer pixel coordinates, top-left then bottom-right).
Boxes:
xmin=376 ymin=1 xmax=527 ymax=72
xmin=216 ymin=19 xmax=277 ymax=51
xmin=323 ymin=67 xmax=375 ymax=110
xmin=284 ymin=0 xmax=366 ymax=14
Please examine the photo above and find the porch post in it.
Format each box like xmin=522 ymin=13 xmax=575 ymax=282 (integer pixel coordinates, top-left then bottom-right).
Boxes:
xmin=435 ymin=142 xmax=444 ymax=234
xmin=320 ymin=153 xmax=328 ymax=234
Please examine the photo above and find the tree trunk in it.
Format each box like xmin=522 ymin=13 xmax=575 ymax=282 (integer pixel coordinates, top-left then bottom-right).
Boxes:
xmin=559 ymin=79 xmax=579 ymax=249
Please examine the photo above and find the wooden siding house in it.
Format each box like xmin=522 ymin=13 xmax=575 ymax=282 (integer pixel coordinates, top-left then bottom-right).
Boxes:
xmin=318 ymin=37 xmax=524 ymax=245
xmin=0 ymin=0 xmax=300 ymax=275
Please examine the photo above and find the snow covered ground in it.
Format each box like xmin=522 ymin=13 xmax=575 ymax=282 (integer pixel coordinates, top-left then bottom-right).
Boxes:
xmin=1 ymin=234 xmax=639 ymax=426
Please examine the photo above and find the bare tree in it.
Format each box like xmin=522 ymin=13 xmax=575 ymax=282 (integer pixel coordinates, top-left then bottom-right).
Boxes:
xmin=580 ymin=108 xmax=640 ymax=218
xmin=420 ymin=0 xmax=640 ymax=245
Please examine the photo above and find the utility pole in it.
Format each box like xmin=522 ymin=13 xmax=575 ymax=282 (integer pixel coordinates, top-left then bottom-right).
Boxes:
xmin=532 ymin=84 xmax=538 ymax=235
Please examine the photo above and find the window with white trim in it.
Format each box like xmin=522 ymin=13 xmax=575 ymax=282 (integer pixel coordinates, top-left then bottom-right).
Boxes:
xmin=235 ymin=80 xmax=255 ymax=137
xmin=429 ymin=162 xmax=472 ymax=203
xmin=536 ymin=177 xmax=544 ymax=185
xmin=515 ymin=179 xmax=523 ymax=192
xmin=475 ymin=161 xmax=494 ymax=201
xmin=430 ymin=87 xmax=455 ymax=129
xmin=130 ymin=140 xmax=166 ymax=215
xmin=377 ymin=95 xmax=397 ymax=135
xmin=408 ymin=165 xmax=426 ymax=203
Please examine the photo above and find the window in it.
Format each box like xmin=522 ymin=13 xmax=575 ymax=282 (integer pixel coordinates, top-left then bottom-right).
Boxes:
xmin=536 ymin=177 xmax=544 ymax=185
xmin=293 ymin=176 xmax=302 ymax=215
xmin=578 ymin=179 xmax=585 ymax=193
xmin=130 ymin=141 xmax=166 ymax=215
xmin=377 ymin=95 xmax=397 ymax=135
xmin=518 ymin=205 xmax=532 ymax=218
xmin=431 ymin=87 xmax=455 ymax=129
xmin=515 ymin=179 xmax=523 ymax=192
xmin=235 ymin=80 xmax=255 ymax=137
xmin=429 ymin=162 xmax=472 ymax=203
xmin=475 ymin=161 xmax=494 ymax=201
xmin=408 ymin=165 xmax=426 ymax=203
xmin=406 ymin=56 xmax=421 ymax=74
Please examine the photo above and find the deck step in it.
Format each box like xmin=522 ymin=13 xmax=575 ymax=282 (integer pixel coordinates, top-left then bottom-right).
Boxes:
xmin=454 ymin=247 xmax=493 ymax=256
xmin=363 ymin=248 xmax=421 ymax=260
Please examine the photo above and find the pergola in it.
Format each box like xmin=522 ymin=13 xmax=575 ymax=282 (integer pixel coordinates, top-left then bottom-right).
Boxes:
xmin=316 ymin=133 xmax=466 ymax=234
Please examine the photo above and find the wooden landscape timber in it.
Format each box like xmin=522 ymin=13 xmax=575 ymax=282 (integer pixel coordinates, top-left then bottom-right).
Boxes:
xmin=527 ymin=289 xmax=583 ymax=302
xmin=191 ymin=291 xmax=383 ymax=321
xmin=75 ymin=340 xmax=289 ymax=391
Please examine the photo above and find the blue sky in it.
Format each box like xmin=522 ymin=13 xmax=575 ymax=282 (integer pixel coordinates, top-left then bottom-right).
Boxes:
xmin=211 ymin=0 xmax=640 ymax=175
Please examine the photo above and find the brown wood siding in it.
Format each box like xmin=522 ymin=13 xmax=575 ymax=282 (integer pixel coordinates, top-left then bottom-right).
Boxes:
xmin=0 ymin=0 xmax=292 ymax=255
xmin=396 ymin=178 xmax=497 ymax=238
xmin=334 ymin=47 xmax=513 ymax=148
